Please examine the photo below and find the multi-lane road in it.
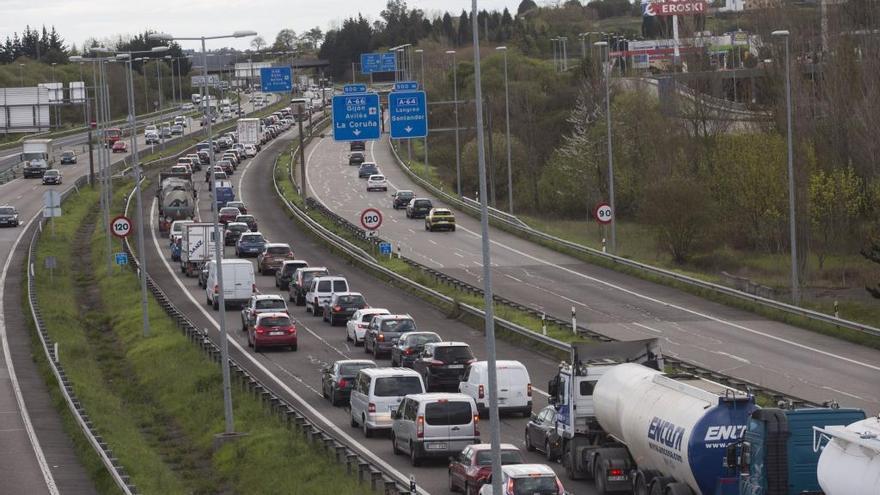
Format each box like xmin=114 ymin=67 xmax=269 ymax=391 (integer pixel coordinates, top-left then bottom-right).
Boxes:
xmin=303 ymin=125 xmax=880 ymax=416
xmin=0 ymin=98 xmax=266 ymax=494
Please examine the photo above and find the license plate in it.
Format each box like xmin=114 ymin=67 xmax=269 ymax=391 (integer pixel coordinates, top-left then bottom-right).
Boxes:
xmin=426 ymin=443 xmax=447 ymax=450
xmin=447 ymin=364 xmax=464 ymax=369
xmin=608 ymin=476 xmax=626 ymax=482
xmin=269 ymin=331 xmax=284 ymax=336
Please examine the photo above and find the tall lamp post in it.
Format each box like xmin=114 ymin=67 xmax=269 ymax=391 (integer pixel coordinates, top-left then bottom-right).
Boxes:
xmin=150 ymin=29 xmax=257 ymax=437
xmin=595 ymin=41 xmax=616 ymax=254
xmin=165 ymin=55 xmax=174 ymax=106
xmin=496 ymin=46 xmax=514 ymax=214
xmin=19 ymin=63 xmax=25 ymax=86
xmin=445 ymin=50 xmax=462 ymax=197
xmin=772 ymin=29 xmax=800 ymax=305
xmin=415 ymin=48 xmax=428 ymax=173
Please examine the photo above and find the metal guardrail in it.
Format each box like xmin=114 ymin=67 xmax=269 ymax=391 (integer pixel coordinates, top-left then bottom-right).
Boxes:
xmin=277 ymin=144 xmax=817 ymax=409
xmin=387 ymin=142 xmax=880 ymax=339
xmin=26 ymin=174 xmax=139 ymax=495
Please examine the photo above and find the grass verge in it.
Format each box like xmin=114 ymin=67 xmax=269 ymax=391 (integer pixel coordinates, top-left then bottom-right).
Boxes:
xmin=30 ymin=181 xmax=369 ymax=494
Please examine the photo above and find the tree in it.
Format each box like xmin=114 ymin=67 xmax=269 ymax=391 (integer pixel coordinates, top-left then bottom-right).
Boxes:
xmin=457 ymin=10 xmax=470 ymax=46
xmin=250 ymin=36 xmax=267 ymax=52
xmin=641 ymin=177 xmax=715 ymax=264
xmin=517 ymin=0 xmax=538 ymax=15
xmin=809 ymin=167 xmax=865 ymax=269
xmin=302 ymin=27 xmax=324 ymax=50
xmin=863 ymin=237 xmax=880 ymax=298
xmin=273 ymin=29 xmax=297 ymax=51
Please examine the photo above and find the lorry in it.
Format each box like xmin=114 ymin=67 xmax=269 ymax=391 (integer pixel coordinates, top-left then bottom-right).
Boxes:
xmin=180 ymin=223 xmax=223 ymax=277
xmin=157 ymin=171 xmax=195 ymax=237
xmin=237 ymin=118 xmax=260 ymax=146
xmin=192 ymin=93 xmax=202 ymax=105
xmin=814 ymin=414 xmax=880 ymax=494
xmin=549 ymin=339 xmax=757 ymax=495
xmin=21 ymin=138 xmax=54 ymax=178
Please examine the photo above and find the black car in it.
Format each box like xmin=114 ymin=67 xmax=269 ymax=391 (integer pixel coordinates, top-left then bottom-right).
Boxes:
xmin=391 ymin=190 xmax=415 ymax=209
xmin=59 ymin=150 xmax=77 ymax=164
xmin=350 ymin=141 xmax=365 ymax=152
xmin=412 ymin=342 xmax=475 ymax=391
xmin=322 ymin=292 xmax=368 ymax=326
xmin=525 ymin=405 xmax=562 ymax=461
xmin=358 ymin=162 xmax=378 ymax=178
xmin=288 ymin=267 xmax=329 ymax=305
xmin=405 ymin=198 xmax=433 ymax=219
xmin=321 ymin=360 xmax=376 ymax=406
xmin=390 ymin=331 xmax=442 ymax=368
xmin=349 ymin=151 xmax=365 ymax=166
xmin=274 ymin=260 xmax=309 ymax=290
xmin=224 ymin=222 xmax=250 ymax=246
xmin=0 ymin=205 xmax=20 ymax=227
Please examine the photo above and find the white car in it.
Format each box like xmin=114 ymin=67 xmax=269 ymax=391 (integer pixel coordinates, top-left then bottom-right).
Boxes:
xmin=478 ymin=464 xmax=568 ymax=495
xmin=144 ymin=124 xmax=158 ymax=135
xmin=366 ymin=174 xmax=387 ymax=192
xmin=244 ymin=144 xmax=257 ymax=157
xmin=181 ymin=103 xmax=194 ymax=111
xmin=346 ymin=308 xmax=391 ymax=345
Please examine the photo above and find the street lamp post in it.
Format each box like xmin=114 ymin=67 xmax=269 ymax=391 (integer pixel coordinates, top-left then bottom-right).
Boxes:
xmin=445 ymin=50 xmax=462 ymax=197
xmin=496 ymin=47 xmax=514 ymax=214
xmin=155 ymin=58 xmax=163 ymax=111
xmin=471 ymin=2 xmax=502 ymax=493
xmin=416 ymin=49 xmax=428 ymax=174
xmin=165 ymin=55 xmax=175 ymax=106
xmin=150 ymin=29 xmax=257 ymax=437
xmin=19 ymin=63 xmax=25 ymax=86
xmin=595 ymin=41 xmax=616 ymax=254
xmin=90 ymin=48 xmax=118 ymax=272
xmin=772 ymin=29 xmax=800 ymax=305
xmin=51 ymin=62 xmax=58 ymax=128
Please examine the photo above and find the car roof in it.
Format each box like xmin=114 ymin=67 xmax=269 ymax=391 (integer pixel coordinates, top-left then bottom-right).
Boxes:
xmin=369 ymin=174 xmax=385 ymax=179
xmin=427 ymin=341 xmax=469 ymax=348
xmin=432 ymin=208 xmax=452 ymax=214
xmin=313 ymin=275 xmax=347 ymax=281
xmin=281 ymin=259 xmax=307 ymax=265
xmin=226 ymin=222 xmax=248 ymax=228
xmin=360 ymin=162 xmax=377 ymax=166
xmin=469 ymin=443 xmax=519 ymax=452
xmin=241 ymin=231 xmax=263 ymax=236
xmin=359 ymin=367 xmax=420 ymax=378
xmin=396 ymin=190 xmax=414 ymax=194
xmin=373 ymin=314 xmax=412 ymax=321
xmin=502 ymin=464 xmax=557 ymax=477
xmin=252 ymin=294 xmax=285 ymax=301
xmin=405 ymin=392 xmax=474 ymax=403
xmin=265 ymin=242 xmax=290 ymax=248
xmin=403 ymin=331 xmax=440 ymax=338
xmin=332 ymin=291 xmax=363 ymax=298
xmin=255 ymin=312 xmax=290 ymax=320
xmin=356 ymin=308 xmax=389 ymax=314
xmin=335 ymin=359 xmax=375 ymax=366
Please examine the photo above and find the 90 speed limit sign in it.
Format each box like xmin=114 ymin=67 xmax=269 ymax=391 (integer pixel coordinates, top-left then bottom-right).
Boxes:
xmin=594 ymin=203 xmax=613 ymax=225
xmin=111 ymin=215 xmax=133 ymax=238
xmin=360 ymin=208 xmax=383 ymax=231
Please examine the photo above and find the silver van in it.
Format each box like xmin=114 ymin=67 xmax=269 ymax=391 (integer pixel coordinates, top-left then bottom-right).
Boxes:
xmin=391 ymin=392 xmax=479 ymax=466
xmin=349 ymin=368 xmax=424 ymax=437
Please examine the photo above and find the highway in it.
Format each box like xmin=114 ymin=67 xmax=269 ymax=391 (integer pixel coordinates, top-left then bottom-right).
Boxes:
xmin=0 ymin=97 xmax=267 ymax=494
xmin=302 ymin=125 xmax=880 ymax=416
xmin=138 ymin=123 xmax=599 ymax=495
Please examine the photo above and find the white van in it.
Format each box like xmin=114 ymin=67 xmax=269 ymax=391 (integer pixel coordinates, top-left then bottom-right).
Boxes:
xmin=305 ymin=275 xmax=349 ymax=316
xmin=349 ymin=368 xmax=424 ymax=437
xmin=169 ymin=219 xmax=194 ymax=243
xmin=391 ymin=392 xmax=480 ymax=466
xmin=205 ymin=259 xmax=256 ymax=310
xmin=459 ymin=360 xmax=532 ymax=417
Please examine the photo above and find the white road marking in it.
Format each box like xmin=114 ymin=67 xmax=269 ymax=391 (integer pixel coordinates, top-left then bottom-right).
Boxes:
xmin=631 ymin=322 xmax=662 ymax=334
xmin=503 ymin=274 xmax=523 ymax=283
xmin=454 ymin=252 xmax=464 ymax=258
xmin=712 ymin=351 xmax=751 ymax=364
xmin=821 ymin=386 xmax=865 ymax=401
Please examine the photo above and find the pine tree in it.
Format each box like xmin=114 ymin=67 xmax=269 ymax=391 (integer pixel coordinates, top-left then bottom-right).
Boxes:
xmin=863 ymin=239 xmax=880 ymax=298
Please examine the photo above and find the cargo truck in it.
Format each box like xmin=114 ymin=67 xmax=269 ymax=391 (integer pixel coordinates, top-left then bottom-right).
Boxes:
xmin=814 ymin=414 xmax=880 ymax=494
xmin=180 ymin=223 xmax=223 ymax=277
xmin=21 ymin=138 xmax=55 ymax=178
xmin=157 ymin=171 xmax=195 ymax=237
xmin=236 ymin=118 xmax=260 ymax=146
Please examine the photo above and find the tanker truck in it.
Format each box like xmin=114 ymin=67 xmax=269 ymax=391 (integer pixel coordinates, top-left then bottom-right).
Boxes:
xmin=813 ymin=414 xmax=880 ymax=494
xmin=549 ymin=339 xmax=758 ymax=495
xmin=157 ymin=171 xmax=195 ymax=237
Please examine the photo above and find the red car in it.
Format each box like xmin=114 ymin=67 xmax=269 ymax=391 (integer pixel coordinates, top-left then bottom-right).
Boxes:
xmin=448 ymin=443 xmax=524 ymax=495
xmin=248 ymin=312 xmax=297 ymax=351
xmin=218 ymin=207 xmax=242 ymax=224
xmin=111 ymin=141 xmax=128 ymax=153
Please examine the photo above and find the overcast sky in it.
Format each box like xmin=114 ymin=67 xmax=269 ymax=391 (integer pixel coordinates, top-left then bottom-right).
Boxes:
xmin=2 ymin=0 xmax=524 ymax=52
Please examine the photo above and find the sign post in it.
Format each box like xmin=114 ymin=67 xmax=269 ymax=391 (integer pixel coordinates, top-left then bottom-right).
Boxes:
xmin=594 ymin=202 xmax=613 ymax=253
xmin=42 ymin=190 xmax=61 ymax=236
xmin=332 ymin=93 xmax=381 ymax=142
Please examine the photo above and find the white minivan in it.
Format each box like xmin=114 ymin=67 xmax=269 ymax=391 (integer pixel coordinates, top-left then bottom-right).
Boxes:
xmin=349 ymin=368 xmax=424 ymax=438
xmin=305 ymin=275 xmax=349 ymax=316
xmin=391 ymin=392 xmax=480 ymax=466
xmin=459 ymin=360 xmax=532 ymax=417
xmin=205 ymin=259 xmax=256 ymax=310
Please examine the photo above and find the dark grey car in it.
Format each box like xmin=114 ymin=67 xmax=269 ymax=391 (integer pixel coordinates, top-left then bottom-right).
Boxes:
xmin=524 ymin=405 xmax=562 ymax=461
xmin=364 ymin=315 xmax=417 ymax=359
xmin=321 ymin=360 xmax=376 ymax=406
xmin=390 ymin=332 xmax=442 ymax=368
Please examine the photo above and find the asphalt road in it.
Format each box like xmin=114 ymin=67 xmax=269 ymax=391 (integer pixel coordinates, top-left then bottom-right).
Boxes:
xmin=303 ymin=129 xmax=880 ymax=415
xmin=139 ymin=124 xmax=598 ymax=495
xmin=0 ymin=97 xmax=267 ymax=494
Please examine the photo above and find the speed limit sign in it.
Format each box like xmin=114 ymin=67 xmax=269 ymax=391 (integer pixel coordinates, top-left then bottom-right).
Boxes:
xmin=111 ymin=215 xmax=133 ymax=238
xmin=360 ymin=208 xmax=383 ymax=231
xmin=594 ymin=203 xmax=613 ymax=225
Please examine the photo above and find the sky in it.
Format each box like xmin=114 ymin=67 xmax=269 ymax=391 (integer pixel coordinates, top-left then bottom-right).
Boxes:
xmin=1 ymin=0 xmax=524 ymax=52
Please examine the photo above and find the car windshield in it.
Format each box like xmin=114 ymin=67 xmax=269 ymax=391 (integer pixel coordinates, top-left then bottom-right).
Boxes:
xmin=415 ymin=200 xmax=431 ymax=207
xmin=339 ymin=362 xmax=375 ymax=376
xmin=220 ymin=208 xmax=239 ymax=215
xmin=337 ymin=295 xmax=365 ymax=306
xmin=475 ymin=450 xmax=523 ymax=466
xmin=434 ymin=346 xmax=474 ymax=362
xmin=229 ymin=224 xmax=248 ymax=233
xmin=267 ymin=246 xmax=290 ymax=255
xmin=255 ymin=299 xmax=286 ymax=310
xmin=373 ymin=376 xmax=423 ymax=397
xmin=0 ymin=207 xmax=15 ymax=215
xmin=237 ymin=216 xmax=254 ymax=222
xmin=381 ymin=319 xmax=415 ymax=333
xmin=259 ymin=316 xmax=291 ymax=327
xmin=361 ymin=312 xmax=381 ymax=323
xmin=511 ymin=476 xmax=559 ymax=495
xmin=302 ymin=270 xmax=327 ymax=285
xmin=241 ymin=235 xmax=265 ymax=243
xmin=62 ymin=152 xmax=73 ymax=157
xmin=398 ymin=192 xmax=413 ymax=198
xmin=45 ymin=170 xmax=58 ymax=176
xmin=405 ymin=334 xmax=440 ymax=346
xmin=424 ymin=401 xmax=472 ymax=426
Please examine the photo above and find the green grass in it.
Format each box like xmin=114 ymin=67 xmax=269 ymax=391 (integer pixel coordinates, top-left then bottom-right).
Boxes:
xmin=31 ymin=182 xmax=370 ymax=494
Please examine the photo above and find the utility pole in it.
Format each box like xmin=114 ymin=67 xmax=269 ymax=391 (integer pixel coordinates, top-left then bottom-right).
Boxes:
xmin=497 ymin=46 xmax=513 ymax=214
xmin=446 ymin=50 xmax=462 ymax=197
xmin=596 ymin=41 xmax=616 ymax=254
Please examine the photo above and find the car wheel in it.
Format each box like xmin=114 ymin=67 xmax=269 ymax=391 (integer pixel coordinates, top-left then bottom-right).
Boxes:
xmin=241 ymin=319 xmax=246 ymax=332
xmin=392 ymin=433 xmax=402 ymax=455
xmin=346 ymin=329 xmax=352 ymax=342
xmin=213 ymin=299 xmax=219 ymax=311
xmin=362 ymin=416 xmax=373 ymax=438
xmin=449 ymin=470 xmax=459 ymax=493
xmin=545 ymin=439 xmax=555 ymax=462
xmin=288 ymin=293 xmax=294 ymax=302
xmin=373 ymin=343 xmax=379 ymax=359
xmin=524 ymin=429 xmax=535 ymax=451
xmin=330 ymin=389 xmax=338 ymax=406
xmin=247 ymin=333 xmax=253 ymax=348
xmin=322 ymin=384 xmax=329 ymax=399
xmin=364 ymin=339 xmax=372 ymax=354
xmin=409 ymin=442 xmax=420 ymax=466
xmin=350 ymin=413 xmax=358 ymax=428
xmin=451 ymin=226 xmax=456 ymax=232
xmin=291 ymin=344 xmax=297 ymax=351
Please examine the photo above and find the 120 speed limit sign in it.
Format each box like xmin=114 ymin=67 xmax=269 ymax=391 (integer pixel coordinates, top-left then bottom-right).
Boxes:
xmin=111 ymin=215 xmax=133 ymax=238
xmin=594 ymin=203 xmax=613 ymax=225
xmin=360 ymin=208 xmax=383 ymax=231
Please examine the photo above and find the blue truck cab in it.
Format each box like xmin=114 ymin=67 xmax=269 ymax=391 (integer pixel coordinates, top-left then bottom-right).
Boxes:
xmin=730 ymin=406 xmax=865 ymax=495
xmin=214 ymin=180 xmax=235 ymax=208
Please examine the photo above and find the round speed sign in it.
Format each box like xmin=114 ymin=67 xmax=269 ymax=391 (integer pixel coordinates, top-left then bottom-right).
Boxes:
xmin=360 ymin=208 xmax=383 ymax=231
xmin=594 ymin=203 xmax=613 ymax=225
xmin=111 ymin=215 xmax=133 ymax=238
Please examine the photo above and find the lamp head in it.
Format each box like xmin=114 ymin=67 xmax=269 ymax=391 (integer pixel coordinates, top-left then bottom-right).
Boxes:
xmin=148 ymin=33 xmax=173 ymax=41
xmin=233 ymin=30 xmax=258 ymax=38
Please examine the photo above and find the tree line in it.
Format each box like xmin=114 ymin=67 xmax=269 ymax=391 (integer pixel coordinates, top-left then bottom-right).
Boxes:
xmin=0 ymin=25 xmax=68 ymax=64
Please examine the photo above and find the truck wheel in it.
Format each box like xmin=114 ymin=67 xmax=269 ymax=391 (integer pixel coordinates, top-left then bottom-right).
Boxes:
xmin=594 ymin=455 xmax=608 ymax=495
xmin=633 ymin=472 xmax=649 ymax=495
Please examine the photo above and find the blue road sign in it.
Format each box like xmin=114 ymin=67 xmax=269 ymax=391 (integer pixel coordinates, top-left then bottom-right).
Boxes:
xmin=360 ymin=52 xmax=397 ymax=74
xmin=260 ymin=67 xmax=293 ymax=93
xmin=394 ymin=81 xmax=419 ymax=91
xmin=389 ymin=90 xmax=428 ymax=139
xmin=115 ymin=252 xmax=128 ymax=266
xmin=332 ymin=93 xmax=381 ymax=142
xmin=379 ymin=242 xmax=392 ymax=256
xmin=344 ymin=84 xmax=367 ymax=94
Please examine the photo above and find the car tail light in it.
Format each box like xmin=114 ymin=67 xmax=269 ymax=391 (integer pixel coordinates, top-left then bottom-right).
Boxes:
xmin=474 ymin=414 xmax=480 ymax=436
xmin=337 ymin=378 xmax=347 ymax=388
xmin=609 ymin=468 xmax=623 ymax=477
xmin=429 ymin=359 xmax=445 ymax=367
xmin=527 ymin=383 xmax=532 ymax=397
xmin=377 ymin=333 xmax=385 ymax=342
xmin=286 ymin=326 xmax=296 ymax=335
xmin=255 ymin=326 xmax=265 ymax=335
xmin=403 ymin=347 xmax=414 ymax=355
xmin=368 ymin=402 xmax=376 ymax=413
xmin=417 ymin=416 xmax=424 ymax=438
xmin=478 ymin=384 xmax=485 ymax=399
xmin=333 ymin=305 xmax=342 ymax=313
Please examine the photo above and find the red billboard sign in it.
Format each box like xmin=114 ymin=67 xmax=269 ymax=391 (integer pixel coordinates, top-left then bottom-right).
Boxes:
xmin=646 ymin=0 xmax=707 ymax=16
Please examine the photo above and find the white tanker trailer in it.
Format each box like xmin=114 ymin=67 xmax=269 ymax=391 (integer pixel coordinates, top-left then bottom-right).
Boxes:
xmin=814 ymin=415 xmax=880 ymax=495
